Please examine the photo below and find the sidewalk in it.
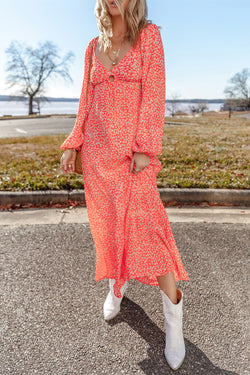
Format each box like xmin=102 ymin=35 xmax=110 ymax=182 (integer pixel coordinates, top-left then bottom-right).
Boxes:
xmin=0 ymin=205 xmax=249 ymax=225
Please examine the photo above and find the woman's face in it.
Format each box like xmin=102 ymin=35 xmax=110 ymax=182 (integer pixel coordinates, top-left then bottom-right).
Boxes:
xmin=107 ymin=0 xmax=130 ymax=16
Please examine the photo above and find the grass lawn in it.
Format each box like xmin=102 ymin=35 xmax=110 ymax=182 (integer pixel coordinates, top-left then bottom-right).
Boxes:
xmin=0 ymin=113 xmax=249 ymax=191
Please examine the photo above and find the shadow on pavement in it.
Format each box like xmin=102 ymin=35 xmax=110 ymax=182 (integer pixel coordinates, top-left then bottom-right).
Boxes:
xmin=107 ymin=297 xmax=239 ymax=375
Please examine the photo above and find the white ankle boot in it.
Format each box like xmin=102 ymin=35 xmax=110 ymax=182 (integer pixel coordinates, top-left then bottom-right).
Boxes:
xmin=103 ymin=279 xmax=128 ymax=320
xmin=160 ymin=289 xmax=185 ymax=370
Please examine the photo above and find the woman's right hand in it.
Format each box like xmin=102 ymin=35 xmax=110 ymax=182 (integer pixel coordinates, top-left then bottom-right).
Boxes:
xmin=60 ymin=149 xmax=77 ymax=174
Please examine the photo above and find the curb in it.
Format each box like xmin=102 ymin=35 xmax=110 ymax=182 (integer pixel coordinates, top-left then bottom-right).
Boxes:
xmin=0 ymin=188 xmax=249 ymax=206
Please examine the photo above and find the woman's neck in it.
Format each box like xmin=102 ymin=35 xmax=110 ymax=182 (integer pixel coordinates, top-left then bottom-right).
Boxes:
xmin=111 ymin=17 xmax=128 ymax=41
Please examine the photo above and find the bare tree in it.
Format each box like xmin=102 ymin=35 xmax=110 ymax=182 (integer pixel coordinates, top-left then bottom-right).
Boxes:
xmin=4 ymin=40 xmax=75 ymax=115
xmin=223 ymin=98 xmax=237 ymax=118
xmin=188 ymin=101 xmax=208 ymax=117
xmin=224 ymin=68 xmax=250 ymax=116
xmin=197 ymin=101 xmax=208 ymax=115
xmin=189 ymin=104 xmax=198 ymax=116
xmin=166 ymin=92 xmax=181 ymax=117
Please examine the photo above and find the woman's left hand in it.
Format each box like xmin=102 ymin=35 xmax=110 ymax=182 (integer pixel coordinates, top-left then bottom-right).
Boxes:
xmin=130 ymin=152 xmax=150 ymax=174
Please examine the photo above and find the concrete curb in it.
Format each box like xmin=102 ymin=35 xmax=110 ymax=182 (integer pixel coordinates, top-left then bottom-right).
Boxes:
xmin=0 ymin=188 xmax=249 ymax=206
xmin=159 ymin=188 xmax=250 ymax=206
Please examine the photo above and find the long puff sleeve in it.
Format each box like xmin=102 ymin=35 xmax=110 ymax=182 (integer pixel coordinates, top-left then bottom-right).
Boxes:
xmin=60 ymin=38 xmax=96 ymax=151
xmin=131 ymin=23 xmax=166 ymax=157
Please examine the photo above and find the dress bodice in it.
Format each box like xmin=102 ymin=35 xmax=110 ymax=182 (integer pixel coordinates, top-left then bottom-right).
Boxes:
xmin=90 ymin=37 xmax=143 ymax=88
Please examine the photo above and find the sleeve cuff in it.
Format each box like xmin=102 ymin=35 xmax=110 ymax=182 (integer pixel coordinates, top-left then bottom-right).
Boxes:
xmin=131 ymin=146 xmax=155 ymax=158
xmin=60 ymin=137 xmax=83 ymax=151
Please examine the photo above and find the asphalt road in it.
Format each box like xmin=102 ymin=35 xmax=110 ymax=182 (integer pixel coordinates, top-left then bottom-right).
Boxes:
xmin=0 ymin=116 xmax=75 ymax=138
xmin=1 ymin=114 xmax=249 ymax=139
xmin=0 ymin=209 xmax=249 ymax=375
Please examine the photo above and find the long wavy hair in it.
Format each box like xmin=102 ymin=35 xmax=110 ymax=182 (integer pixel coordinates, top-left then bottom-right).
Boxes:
xmin=94 ymin=0 xmax=159 ymax=53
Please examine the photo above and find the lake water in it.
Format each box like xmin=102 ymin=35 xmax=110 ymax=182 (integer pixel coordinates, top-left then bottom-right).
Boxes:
xmin=0 ymin=100 xmax=224 ymax=117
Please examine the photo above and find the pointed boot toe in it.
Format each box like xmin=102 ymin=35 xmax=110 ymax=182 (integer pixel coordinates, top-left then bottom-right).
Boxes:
xmin=103 ymin=291 xmax=121 ymax=320
xmin=164 ymin=347 xmax=185 ymax=371
xmin=103 ymin=279 xmax=128 ymax=321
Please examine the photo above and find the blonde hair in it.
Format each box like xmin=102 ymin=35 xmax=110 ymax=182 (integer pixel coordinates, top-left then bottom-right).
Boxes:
xmin=94 ymin=0 xmax=159 ymax=53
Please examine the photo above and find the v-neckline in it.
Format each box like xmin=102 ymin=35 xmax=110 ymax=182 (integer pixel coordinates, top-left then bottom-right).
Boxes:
xmin=93 ymin=37 xmax=134 ymax=73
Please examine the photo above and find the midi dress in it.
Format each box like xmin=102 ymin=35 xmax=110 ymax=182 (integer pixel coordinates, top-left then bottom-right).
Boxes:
xmin=60 ymin=22 xmax=189 ymax=298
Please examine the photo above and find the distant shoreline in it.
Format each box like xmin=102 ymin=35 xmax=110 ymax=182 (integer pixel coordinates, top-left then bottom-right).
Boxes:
xmin=1 ymin=110 xmax=250 ymax=122
xmin=0 ymin=95 xmax=226 ymax=103
xmin=0 ymin=99 xmax=224 ymax=118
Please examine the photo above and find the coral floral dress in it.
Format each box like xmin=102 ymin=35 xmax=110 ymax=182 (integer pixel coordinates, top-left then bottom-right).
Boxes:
xmin=60 ymin=23 xmax=189 ymax=297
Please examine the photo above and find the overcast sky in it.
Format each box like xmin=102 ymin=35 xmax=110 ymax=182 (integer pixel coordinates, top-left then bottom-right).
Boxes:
xmin=0 ymin=0 xmax=249 ymax=100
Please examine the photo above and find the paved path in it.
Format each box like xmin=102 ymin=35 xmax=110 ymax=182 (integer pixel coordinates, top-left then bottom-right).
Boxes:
xmin=1 ymin=114 xmax=249 ymax=138
xmin=0 ymin=206 xmax=250 ymax=226
xmin=234 ymin=113 xmax=250 ymax=120
xmin=0 ymin=207 xmax=249 ymax=374
xmin=0 ymin=116 xmax=74 ymax=138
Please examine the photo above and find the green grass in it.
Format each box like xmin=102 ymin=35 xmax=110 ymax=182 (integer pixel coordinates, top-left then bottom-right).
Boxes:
xmin=159 ymin=115 xmax=249 ymax=189
xmin=0 ymin=114 xmax=249 ymax=191
xmin=0 ymin=135 xmax=84 ymax=191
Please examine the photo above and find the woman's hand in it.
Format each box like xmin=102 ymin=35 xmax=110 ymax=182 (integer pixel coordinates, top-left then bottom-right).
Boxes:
xmin=130 ymin=152 xmax=150 ymax=174
xmin=60 ymin=149 xmax=77 ymax=174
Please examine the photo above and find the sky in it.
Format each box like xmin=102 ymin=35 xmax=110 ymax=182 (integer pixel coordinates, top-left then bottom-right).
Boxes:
xmin=0 ymin=0 xmax=249 ymax=100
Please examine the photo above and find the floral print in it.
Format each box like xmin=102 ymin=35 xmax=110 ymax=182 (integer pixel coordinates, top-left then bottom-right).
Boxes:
xmin=60 ymin=23 xmax=189 ymax=297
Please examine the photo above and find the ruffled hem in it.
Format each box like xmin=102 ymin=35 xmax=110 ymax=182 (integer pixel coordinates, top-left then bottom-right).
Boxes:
xmin=95 ymin=269 xmax=190 ymax=298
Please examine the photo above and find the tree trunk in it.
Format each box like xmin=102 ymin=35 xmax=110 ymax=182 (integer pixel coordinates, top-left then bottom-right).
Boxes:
xmin=28 ymin=96 xmax=33 ymax=115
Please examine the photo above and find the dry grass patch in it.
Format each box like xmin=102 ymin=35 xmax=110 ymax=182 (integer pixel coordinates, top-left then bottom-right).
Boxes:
xmin=0 ymin=115 xmax=249 ymax=190
xmin=159 ymin=116 xmax=249 ymax=188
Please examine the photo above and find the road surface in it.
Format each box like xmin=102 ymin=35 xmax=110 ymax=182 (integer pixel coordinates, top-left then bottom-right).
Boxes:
xmin=0 ymin=116 xmax=75 ymax=138
xmin=0 ymin=206 xmax=248 ymax=375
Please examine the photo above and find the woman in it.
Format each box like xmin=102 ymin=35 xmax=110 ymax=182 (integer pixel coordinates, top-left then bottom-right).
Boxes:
xmin=60 ymin=0 xmax=189 ymax=370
